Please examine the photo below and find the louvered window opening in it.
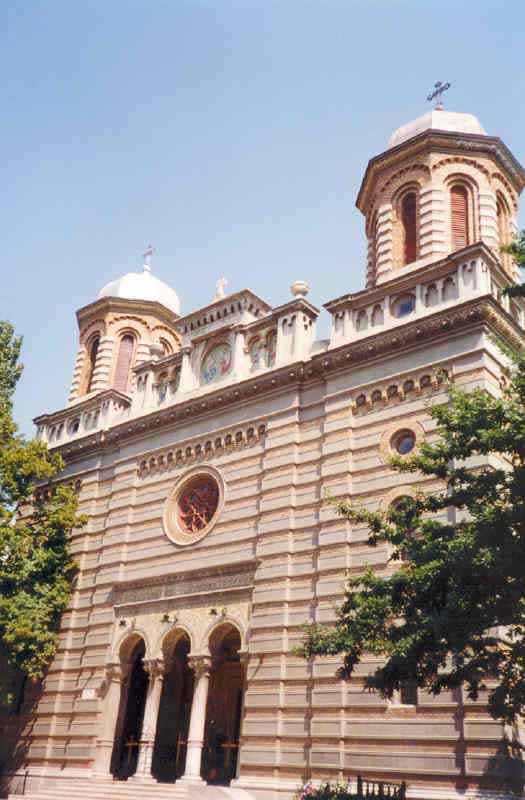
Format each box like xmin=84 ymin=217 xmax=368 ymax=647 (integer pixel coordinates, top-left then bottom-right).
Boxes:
xmin=86 ymin=338 xmax=99 ymax=394
xmin=497 ymin=198 xmax=508 ymax=249
xmin=114 ymin=335 xmax=134 ymax=392
xmin=401 ymin=193 xmax=417 ymax=265
xmin=451 ymin=185 xmax=469 ymax=250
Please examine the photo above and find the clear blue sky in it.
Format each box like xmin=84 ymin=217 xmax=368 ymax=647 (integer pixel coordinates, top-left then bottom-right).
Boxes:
xmin=3 ymin=0 xmax=525 ymax=435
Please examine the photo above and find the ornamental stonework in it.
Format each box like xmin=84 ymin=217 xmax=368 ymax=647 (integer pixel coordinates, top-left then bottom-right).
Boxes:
xmin=162 ymin=465 xmax=225 ymax=546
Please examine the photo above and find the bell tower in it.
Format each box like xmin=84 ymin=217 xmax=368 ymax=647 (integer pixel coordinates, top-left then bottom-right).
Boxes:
xmin=68 ymin=253 xmax=181 ymax=404
xmin=357 ymin=104 xmax=525 ymax=287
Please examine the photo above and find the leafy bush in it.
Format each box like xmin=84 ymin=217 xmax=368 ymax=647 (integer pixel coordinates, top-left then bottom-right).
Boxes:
xmin=295 ymin=781 xmax=358 ymax=800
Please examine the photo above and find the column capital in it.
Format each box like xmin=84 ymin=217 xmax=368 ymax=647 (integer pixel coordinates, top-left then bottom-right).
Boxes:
xmin=143 ymin=658 xmax=166 ymax=679
xmin=98 ymin=661 xmax=130 ymax=697
xmin=188 ymin=654 xmax=212 ymax=678
xmin=106 ymin=661 xmax=126 ymax=680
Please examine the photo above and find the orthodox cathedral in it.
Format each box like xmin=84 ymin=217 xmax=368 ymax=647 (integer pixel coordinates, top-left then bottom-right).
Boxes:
xmin=2 ymin=104 xmax=525 ymax=800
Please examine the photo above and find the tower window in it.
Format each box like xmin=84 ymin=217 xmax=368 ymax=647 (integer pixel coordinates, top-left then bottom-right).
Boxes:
xmin=497 ymin=198 xmax=507 ymax=247
xmin=114 ymin=335 xmax=135 ymax=392
xmin=451 ymin=185 xmax=469 ymax=250
xmin=85 ymin=336 xmax=99 ymax=394
xmin=401 ymin=192 xmax=417 ymax=265
xmin=497 ymin=194 xmax=512 ymax=272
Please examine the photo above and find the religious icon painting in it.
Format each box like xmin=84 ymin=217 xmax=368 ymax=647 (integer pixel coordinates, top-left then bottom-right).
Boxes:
xmin=201 ymin=343 xmax=232 ymax=384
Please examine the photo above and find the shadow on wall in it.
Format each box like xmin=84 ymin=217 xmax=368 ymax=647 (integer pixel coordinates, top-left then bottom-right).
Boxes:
xmin=482 ymin=733 xmax=525 ymax=796
xmin=0 ymin=666 xmax=44 ymax=799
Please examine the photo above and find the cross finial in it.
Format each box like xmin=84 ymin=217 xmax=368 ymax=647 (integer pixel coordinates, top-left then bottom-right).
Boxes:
xmin=142 ymin=244 xmax=155 ymax=272
xmin=426 ymin=81 xmax=451 ymax=110
xmin=214 ymin=276 xmax=228 ymax=301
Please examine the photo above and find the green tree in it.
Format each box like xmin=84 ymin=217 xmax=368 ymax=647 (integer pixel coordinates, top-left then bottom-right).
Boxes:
xmin=503 ymin=230 xmax=525 ymax=297
xmin=0 ymin=321 xmax=85 ymax=703
xmin=300 ymin=354 xmax=525 ymax=725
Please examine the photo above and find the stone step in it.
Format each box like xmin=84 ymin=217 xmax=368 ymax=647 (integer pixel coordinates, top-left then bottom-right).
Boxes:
xmin=9 ymin=784 xmax=189 ymax=800
xmin=8 ymin=777 xmax=254 ymax=800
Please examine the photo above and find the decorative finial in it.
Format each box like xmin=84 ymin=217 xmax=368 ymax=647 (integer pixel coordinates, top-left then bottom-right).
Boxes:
xmin=142 ymin=244 xmax=155 ymax=273
xmin=214 ymin=276 xmax=228 ymax=301
xmin=290 ymin=280 xmax=310 ymax=298
xmin=426 ymin=81 xmax=451 ymax=110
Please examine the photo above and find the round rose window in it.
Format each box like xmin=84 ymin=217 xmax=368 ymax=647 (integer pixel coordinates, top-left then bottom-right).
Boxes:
xmin=178 ymin=475 xmax=219 ymax=534
xmin=163 ymin=467 xmax=224 ymax=546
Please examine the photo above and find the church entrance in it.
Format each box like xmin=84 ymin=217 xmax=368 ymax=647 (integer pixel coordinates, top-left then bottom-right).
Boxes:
xmin=111 ymin=638 xmax=149 ymax=779
xmin=201 ymin=625 xmax=244 ymax=785
xmin=152 ymin=634 xmax=194 ymax=782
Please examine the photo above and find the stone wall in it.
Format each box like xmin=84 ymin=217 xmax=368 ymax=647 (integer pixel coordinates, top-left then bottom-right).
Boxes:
xmin=2 ymin=324 xmax=518 ymax=800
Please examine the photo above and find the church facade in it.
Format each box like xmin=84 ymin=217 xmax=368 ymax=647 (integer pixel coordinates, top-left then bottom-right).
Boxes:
xmin=2 ymin=107 xmax=525 ymax=800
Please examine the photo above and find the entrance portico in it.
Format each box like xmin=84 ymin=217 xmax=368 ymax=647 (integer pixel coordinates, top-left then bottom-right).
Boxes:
xmin=99 ymin=618 xmax=246 ymax=788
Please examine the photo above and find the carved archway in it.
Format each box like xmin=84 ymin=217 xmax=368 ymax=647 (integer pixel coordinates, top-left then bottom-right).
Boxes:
xmin=111 ymin=636 xmax=149 ymax=779
xmin=152 ymin=631 xmax=194 ymax=782
xmin=201 ymin=623 xmax=244 ymax=785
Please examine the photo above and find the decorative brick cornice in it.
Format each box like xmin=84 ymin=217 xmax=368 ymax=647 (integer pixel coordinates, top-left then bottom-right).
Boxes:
xmin=138 ymin=422 xmax=266 ymax=477
xmin=34 ymin=388 xmax=131 ymax=426
xmin=51 ymin=294 xmax=524 ymax=464
xmin=357 ymin=131 xmax=525 ymax=213
xmin=76 ymin=295 xmax=179 ymax=328
xmin=311 ymin=295 xmax=523 ymax=380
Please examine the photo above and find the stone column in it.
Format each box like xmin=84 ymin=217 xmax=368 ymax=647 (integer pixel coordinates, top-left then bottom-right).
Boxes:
xmin=179 ymin=346 xmax=194 ymax=393
xmin=93 ymin=662 xmax=129 ymax=776
xmin=181 ymin=655 xmax=212 ymax=783
xmin=134 ymin=658 xmax=165 ymax=781
xmin=232 ymin=326 xmax=246 ymax=381
xmin=235 ymin=650 xmax=249 ymax=780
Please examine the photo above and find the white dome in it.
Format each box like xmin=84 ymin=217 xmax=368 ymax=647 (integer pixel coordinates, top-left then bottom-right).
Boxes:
xmin=98 ymin=268 xmax=181 ymax=315
xmin=388 ymin=109 xmax=486 ymax=149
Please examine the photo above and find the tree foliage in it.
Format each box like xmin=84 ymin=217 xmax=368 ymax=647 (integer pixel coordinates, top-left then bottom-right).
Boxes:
xmin=503 ymin=230 xmax=525 ymax=298
xmin=0 ymin=321 xmax=85 ymax=702
xmin=300 ymin=351 xmax=525 ymax=725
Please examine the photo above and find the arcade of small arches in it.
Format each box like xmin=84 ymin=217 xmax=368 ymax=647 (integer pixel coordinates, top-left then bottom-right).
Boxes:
xmin=96 ymin=620 xmax=247 ymax=788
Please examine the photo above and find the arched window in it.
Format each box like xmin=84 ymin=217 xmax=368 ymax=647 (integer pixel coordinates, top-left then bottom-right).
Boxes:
xmin=159 ymin=338 xmax=172 ymax=356
xmin=369 ymin=211 xmax=379 ymax=282
xmin=266 ymin=331 xmax=277 ymax=368
xmin=451 ymin=185 xmax=469 ymax=250
xmin=425 ymin=283 xmax=439 ymax=307
xmin=442 ymin=276 xmax=457 ymax=302
xmin=497 ymin=194 xmax=510 ymax=249
xmin=371 ymin=304 xmax=384 ymax=327
xmin=356 ymin=309 xmax=368 ymax=332
xmin=401 ymin=192 xmax=417 ymax=265
xmin=85 ymin=336 xmax=99 ymax=394
xmin=392 ymin=293 xmax=416 ymax=318
xmin=114 ymin=334 xmax=135 ymax=392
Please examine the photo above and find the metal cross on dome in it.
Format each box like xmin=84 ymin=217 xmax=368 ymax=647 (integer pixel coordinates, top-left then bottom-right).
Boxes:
xmin=426 ymin=81 xmax=451 ymax=110
xmin=142 ymin=244 xmax=155 ymax=272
